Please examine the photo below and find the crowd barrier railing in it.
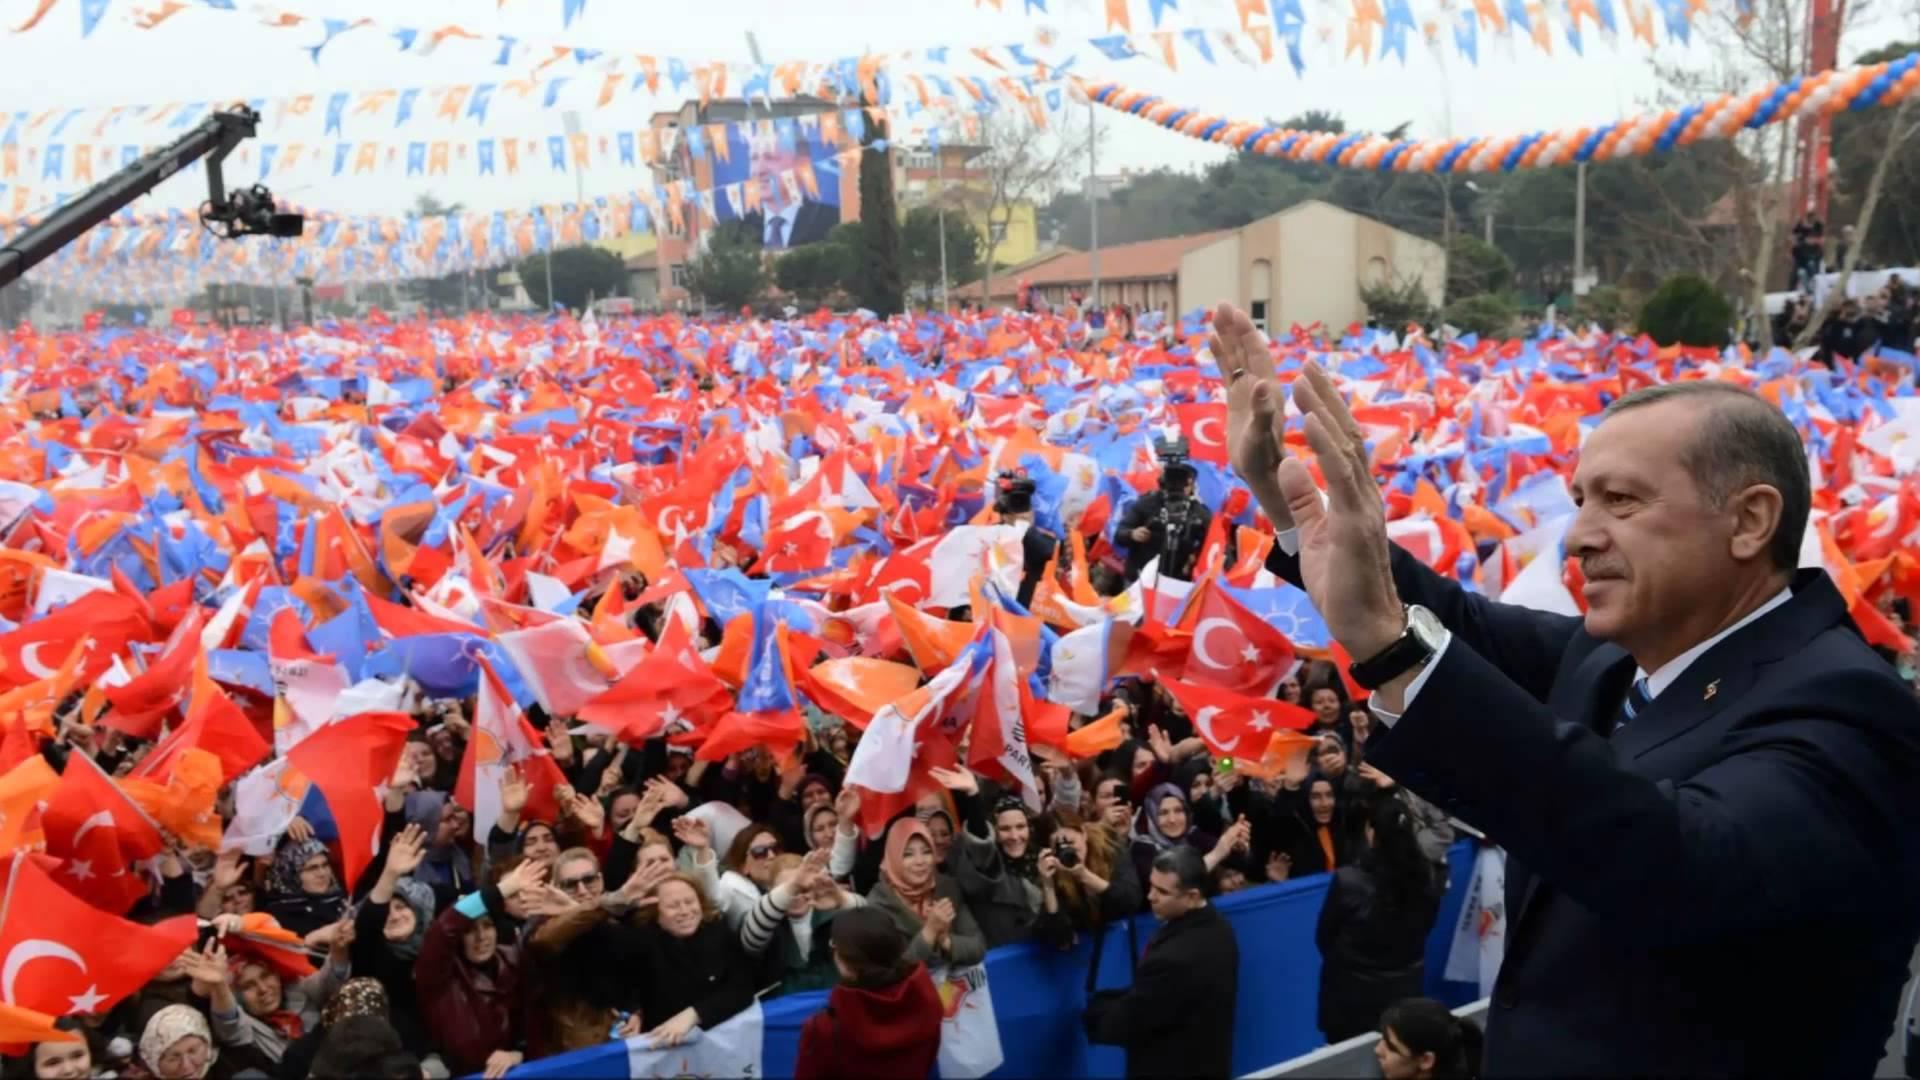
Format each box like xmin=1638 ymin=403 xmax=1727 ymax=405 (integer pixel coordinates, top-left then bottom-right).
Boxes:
xmin=505 ymin=841 xmax=1482 ymax=1079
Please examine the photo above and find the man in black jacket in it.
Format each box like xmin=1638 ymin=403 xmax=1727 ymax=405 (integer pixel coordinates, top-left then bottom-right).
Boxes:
xmin=1116 ymin=462 xmax=1212 ymax=583
xmin=1086 ymin=847 xmax=1239 ymax=1078
xmin=1209 ymin=301 xmax=1920 ymax=1076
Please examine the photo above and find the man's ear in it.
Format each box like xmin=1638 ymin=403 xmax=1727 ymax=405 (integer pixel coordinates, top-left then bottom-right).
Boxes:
xmin=1727 ymin=483 xmax=1784 ymax=564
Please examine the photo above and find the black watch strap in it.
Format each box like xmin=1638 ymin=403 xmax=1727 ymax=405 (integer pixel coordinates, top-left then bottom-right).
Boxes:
xmin=1347 ymin=610 xmax=1434 ymax=690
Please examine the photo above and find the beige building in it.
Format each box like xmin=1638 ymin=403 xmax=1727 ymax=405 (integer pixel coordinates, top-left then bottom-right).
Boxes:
xmin=1179 ymin=201 xmax=1445 ymax=332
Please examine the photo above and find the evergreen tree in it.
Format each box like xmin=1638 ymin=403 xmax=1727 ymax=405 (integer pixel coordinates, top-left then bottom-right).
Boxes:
xmin=855 ymin=113 xmax=905 ymax=315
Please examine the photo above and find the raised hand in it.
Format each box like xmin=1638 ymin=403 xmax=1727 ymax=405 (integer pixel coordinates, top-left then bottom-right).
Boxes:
xmin=521 ymin=884 xmax=580 ymax=917
xmin=1275 ymin=362 xmax=1406 ymax=665
xmin=670 ymin=814 xmax=711 ymax=851
xmin=567 ymin=792 xmax=606 ymax=834
xmin=833 ymin=785 xmax=861 ymax=823
xmin=212 ymin=848 xmax=247 ymax=891
xmin=927 ymin=765 xmax=978 ymax=796
xmin=1211 ymin=303 xmax=1293 ymax=528
xmin=499 ymin=858 xmax=549 ymax=899
xmin=499 ymin=765 xmax=529 ymax=815
xmin=384 ymin=824 xmax=429 ymax=878
xmin=645 ymin=775 xmax=689 ymax=810
xmin=1148 ymin=724 xmax=1174 ymax=764
xmin=328 ymin=916 xmax=355 ymax=960
xmin=547 ymin=718 xmax=574 ymax=764
xmin=287 ymin=815 xmax=315 ymax=844
xmin=184 ymin=941 xmax=230 ymax=998
xmin=1356 ymin=762 xmax=1397 ymax=791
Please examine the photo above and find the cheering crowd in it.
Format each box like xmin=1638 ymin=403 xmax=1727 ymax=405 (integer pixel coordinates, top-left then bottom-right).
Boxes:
xmin=8 ymin=300 xmax=1914 ymax=1080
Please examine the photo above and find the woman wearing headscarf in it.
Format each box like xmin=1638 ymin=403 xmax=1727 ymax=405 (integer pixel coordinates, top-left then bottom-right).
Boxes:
xmin=1128 ymin=783 xmax=1249 ymax=892
xmin=929 ymin=766 xmax=1048 ymax=948
xmin=261 ymin=838 xmax=345 ymax=938
xmin=274 ymin=978 xmax=390 ymax=1080
xmin=352 ymin=824 xmax=436 ymax=1054
xmin=137 ymin=1006 xmax=219 ymax=1080
xmin=1315 ymin=798 xmax=1444 ymax=1042
xmin=865 ymin=818 xmax=985 ymax=968
xmin=403 ymin=791 xmax=476 ymax=906
xmin=174 ymin=926 xmax=349 ymax=1076
xmin=415 ymin=858 xmax=545 ymax=1078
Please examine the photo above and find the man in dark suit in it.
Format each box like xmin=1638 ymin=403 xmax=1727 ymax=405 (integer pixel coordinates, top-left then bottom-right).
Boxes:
xmin=736 ymin=132 xmax=836 ymax=250
xmin=740 ymin=198 xmax=835 ymax=250
xmin=1207 ymin=301 xmax=1920 ymax=1076
xmin=1086 ymin=846 xmax=1239 ymax=1078
xmin=993 ymin=472 xmax=1063 ymax=610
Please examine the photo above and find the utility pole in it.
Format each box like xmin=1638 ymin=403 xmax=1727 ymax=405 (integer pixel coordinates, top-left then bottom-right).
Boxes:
xmin=1087 ymin=100 xmax=1101 ymax=309
xmin=1484 ymin=209 xmax=1494 ymax=245
xmin=936 ymin=147 xmax=950 ymax=311
xmin=1573 ymin=161 xmax=1588 ymax=297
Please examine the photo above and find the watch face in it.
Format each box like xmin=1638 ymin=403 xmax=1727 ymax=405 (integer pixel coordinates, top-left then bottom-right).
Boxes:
xmin=1407 ymin=605 xmax=1445 ymax=649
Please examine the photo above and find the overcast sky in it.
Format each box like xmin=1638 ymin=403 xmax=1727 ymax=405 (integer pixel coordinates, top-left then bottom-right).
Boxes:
xmin=0 ymin=0 xmax=1909 ymax=218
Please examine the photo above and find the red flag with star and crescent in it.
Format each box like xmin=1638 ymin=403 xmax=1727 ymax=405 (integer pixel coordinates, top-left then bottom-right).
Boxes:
xmin=1179 ymin=579 xmax=1298 ymax=696
xmin=1174 ymin=402 xmax=1230 ymax=466
xmin=41 ymin=754 xmax=166 ymax=914
xmin=0 ymin=855 xmax=197 ymax=1019
xmin=1159 ymin=677 xmax=1315 ymax=760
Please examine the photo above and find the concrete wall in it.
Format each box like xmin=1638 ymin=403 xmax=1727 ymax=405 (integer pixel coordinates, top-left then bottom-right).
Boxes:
xmin=1176 ymin=202 xmax=1446 ymax=331
xmin=1179 ymin=233 xmax=1241 ymax=319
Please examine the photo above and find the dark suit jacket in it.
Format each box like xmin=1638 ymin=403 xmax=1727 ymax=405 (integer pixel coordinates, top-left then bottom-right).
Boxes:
xmin=1087 ymin=902 xmax=1239 ymax=1079
xmin=1267 ymin=544 xmax=1920 ymax=1076
xmin=742 ymin=201 xmax=836 ymax=249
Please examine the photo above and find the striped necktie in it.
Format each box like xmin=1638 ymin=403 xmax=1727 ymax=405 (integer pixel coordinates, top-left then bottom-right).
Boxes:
xmin=1615 ymin=677 xmax=1653 ymax=733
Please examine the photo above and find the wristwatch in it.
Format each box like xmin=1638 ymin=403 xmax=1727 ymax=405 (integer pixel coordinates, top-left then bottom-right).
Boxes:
xmin=1347 ymin=605 xmax=1447 ymax=690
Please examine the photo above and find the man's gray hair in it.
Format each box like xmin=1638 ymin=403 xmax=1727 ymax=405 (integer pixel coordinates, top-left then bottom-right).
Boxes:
xmin=1603 ymin=381 xmax=1810 ymax=572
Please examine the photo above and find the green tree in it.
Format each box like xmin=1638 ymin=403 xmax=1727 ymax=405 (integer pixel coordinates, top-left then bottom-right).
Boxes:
xmin=683 ymin=220 xmax=767 ymax=312
xmin=1445 ymin=235 xmax=1514 ymax=300
xmin=1360 ymin=275 xmax=1437 ymax=329
xmin=900 ymin=206 xmax=982 ymax=299
xmin=854 ymin=115 xmax=904 ymax=315
xmin=774 ymin=243 xmax=852 ymax=309
xmin=1830 ymin=41 xmax=1920 ymax=269
xmin=1638 ymin=273 xmax=1733 ymax=347
xmin=1444 ymin=293 xmax=1518 ymax=338
xmin=1573 ymin=284 xmax=1640 ymax=332
xmin=518 ymin=245 xmax=629 ymax=312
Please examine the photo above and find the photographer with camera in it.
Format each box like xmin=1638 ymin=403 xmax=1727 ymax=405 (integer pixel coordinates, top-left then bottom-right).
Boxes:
xmin=1116 ymin=442 xmax=1213 ymax=583
xmin=1035 ymin=808 xmax=1142 ymax=941
xmin=993 ymin=471 xmax=1065 ymax=609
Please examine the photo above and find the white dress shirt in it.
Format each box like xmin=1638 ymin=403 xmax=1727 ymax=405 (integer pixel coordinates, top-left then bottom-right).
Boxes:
xmin=1274 ymin=525 xmax=1793 ymax=726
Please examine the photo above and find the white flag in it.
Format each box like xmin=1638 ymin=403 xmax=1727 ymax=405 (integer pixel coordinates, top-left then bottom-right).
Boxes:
xmin=1444 ymin=846 xmax=1508 ymax=997
xmin=222 ymin=759 xmax=305 ymax=855
xmin=624 ymin=999 xmax=763 ymax=1079
xmin=934 ymin=964 xmax=1004 ymax=1079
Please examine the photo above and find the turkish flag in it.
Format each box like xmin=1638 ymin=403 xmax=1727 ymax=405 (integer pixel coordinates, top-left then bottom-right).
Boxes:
xmin=759 ymin=511 xmax=836 ymax=573
xmin=1181 ymin=582 xmax=1298 ymax=696
xmin=1160 ymin=677 xmax=1314 ymax=761
xmin=0 ymin=591 xmax=150 ymax=690
xmin=102 ymin=607 xmax=206 ymax=738
xmin=0 ymin=855 xmax=197 ymax=1018
xmin=42 ymin=755 xmax=166 ymax=914
xmin=1174 ymin=403 xmax=1230 ymax=466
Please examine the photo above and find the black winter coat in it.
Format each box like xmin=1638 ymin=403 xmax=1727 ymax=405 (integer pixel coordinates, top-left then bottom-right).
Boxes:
xmin=1086 ymin=903 xmax=1239 ymax=1078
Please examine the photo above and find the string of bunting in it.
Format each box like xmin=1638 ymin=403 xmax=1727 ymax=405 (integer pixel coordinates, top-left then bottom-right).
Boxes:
xmin=972 ymin=0 xmax=1719 ymax=70
xmin=1082 ymin=48 xmax=1920 ymax=173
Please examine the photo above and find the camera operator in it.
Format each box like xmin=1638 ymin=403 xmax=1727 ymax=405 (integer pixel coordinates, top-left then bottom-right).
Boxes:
xmin=995 ymin=472 xmax=1065 ymax=609
xmin=1116 ymin=452 xmax=1212 ymax=583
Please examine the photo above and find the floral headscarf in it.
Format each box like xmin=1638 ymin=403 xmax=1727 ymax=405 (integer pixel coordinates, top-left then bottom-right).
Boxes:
xmin=268 ymin=837 xmax=340 ymax=899
xmin=139 ymin=1004 xmax=215 ymax=1078
xmin=321 ymin=977 xmax=390 ymax=1027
